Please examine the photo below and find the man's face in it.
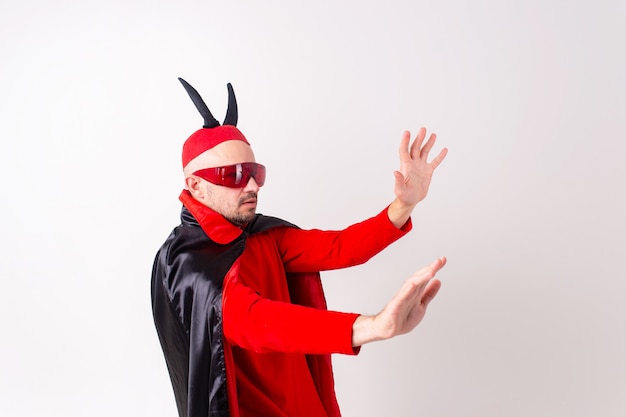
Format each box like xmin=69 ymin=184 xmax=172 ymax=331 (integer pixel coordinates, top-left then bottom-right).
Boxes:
xmin=186 ymin=140 xmax=261 ymax=226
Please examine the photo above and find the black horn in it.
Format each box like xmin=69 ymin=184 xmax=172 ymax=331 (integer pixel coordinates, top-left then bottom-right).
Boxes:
xmin=223 ymin=83 xmax=238 ymax=126
xmin=178 ymin=78 xmax=220 ymax=129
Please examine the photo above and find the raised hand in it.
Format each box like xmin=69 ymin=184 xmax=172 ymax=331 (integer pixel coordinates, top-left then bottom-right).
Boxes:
xmin=394 ymin=128 xmax=448 ymax=207
xmin=387 ymin=128 xmax=447 ymax=228
xmin=351 ymin=257 xmax=447 ymax=346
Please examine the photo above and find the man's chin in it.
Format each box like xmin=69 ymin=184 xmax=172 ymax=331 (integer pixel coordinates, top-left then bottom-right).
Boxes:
xmin=229 ymin=210 xmax=256 ymax=227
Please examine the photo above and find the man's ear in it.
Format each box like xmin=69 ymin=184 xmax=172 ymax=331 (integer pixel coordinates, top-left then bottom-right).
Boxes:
xmin=185 ymin=176 xmax=204 ymax=199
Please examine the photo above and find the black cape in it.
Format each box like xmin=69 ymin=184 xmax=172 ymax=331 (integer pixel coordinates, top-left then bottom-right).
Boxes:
xmin=152 ymin=207 xmax=304 ymax=417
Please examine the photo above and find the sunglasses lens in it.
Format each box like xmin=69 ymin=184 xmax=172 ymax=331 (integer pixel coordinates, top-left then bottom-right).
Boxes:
xmin=252 ymin=164 xmax=266 ymax=187
xmin=240 ymin=163 xmax=265 ymax=187
xmin=222 ymin=165 xmax=242 ymax=187
xmin=193 ymin=163 xmax=266 ymax=188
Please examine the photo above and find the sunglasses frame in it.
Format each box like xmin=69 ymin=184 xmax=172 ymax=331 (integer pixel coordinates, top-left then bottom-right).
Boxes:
xmin=192 ymin=162 xmax=266 ymax=188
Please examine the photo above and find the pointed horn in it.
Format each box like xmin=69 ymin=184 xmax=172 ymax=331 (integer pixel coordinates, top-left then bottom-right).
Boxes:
xmin=178 ymin=78 xmax=220 ymax=128
xmin=223 ymin=83 xmax=238 ymax=126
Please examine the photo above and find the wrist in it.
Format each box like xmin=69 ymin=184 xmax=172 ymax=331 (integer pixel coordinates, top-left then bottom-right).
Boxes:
xmin=387 ymin=199 xmax=415 ymax=229
xmin=352 ymin=315 xmax=385 ymax=347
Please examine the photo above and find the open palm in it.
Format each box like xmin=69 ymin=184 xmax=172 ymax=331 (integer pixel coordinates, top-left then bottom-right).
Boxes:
xmin=394 ymin=128 xmax=448 ymax=207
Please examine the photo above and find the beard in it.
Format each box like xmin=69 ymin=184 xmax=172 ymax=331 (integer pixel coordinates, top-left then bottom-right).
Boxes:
xmin=227 ymin=192 xmax=258 ymax=226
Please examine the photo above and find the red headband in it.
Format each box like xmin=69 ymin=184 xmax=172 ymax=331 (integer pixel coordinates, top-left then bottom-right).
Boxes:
xmin=182 ymin=126 xmax=249 ymax=168
xmin=178 ymin=78 xmax=249 ymax=168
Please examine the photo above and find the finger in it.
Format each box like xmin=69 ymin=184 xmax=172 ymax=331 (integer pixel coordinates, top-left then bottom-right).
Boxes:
xmin=410 ymin=257 xmax=446 ymax=279
xmin=421 ymin=279 xmax=442 ymax=307
xmin=400 ymin=257 xmax=446 ymax=302
xmin=400 ymin=280 xmax=420 ymax=300
xmin=431 ymin=256 xmax=447 ymax=273
xmin=429 ymin=147 xmax=448 ymax=170
xmin=401 ymin=271 xmax=432 ymax=300
xmin=396 ymin=280 xmax=424 ymax=311
xmin=419 ymin=133 xmax=437 ymax=160
xmin=383 ymin=280 xmax=417 ymax=318
xmin=405 ymin=271 xmax=436 ymax=303
xmin=398 ymin=131 xmax=411 ymax=163
xmin=409 ymin=127 xmax=426 ymax=158
xmin=395 ymin=258 xmax=446 ymax=312
xmin=403 ymin=268 xmax=442 ymax=299
xmin=404 ymin=277 xmax=440 ymax=315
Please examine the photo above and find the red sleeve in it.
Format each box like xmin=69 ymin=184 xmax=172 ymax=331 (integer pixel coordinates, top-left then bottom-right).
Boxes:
xmin=222 ymin=261 xmax=359 ymax=355
xmin=274 ymin=206 xmax=411 ymax=272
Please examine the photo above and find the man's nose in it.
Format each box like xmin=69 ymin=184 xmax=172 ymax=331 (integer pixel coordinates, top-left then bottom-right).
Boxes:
xmin=243 ymin=177 xmax=260 ymax=192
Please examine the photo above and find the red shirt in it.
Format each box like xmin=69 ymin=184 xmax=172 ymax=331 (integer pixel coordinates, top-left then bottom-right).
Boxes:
xmin=181 ymin=191 xmax=411 ymax=416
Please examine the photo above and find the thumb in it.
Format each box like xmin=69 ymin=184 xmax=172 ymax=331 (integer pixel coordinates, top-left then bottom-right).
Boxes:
xmin=393 ymin=170 xmax=407 ymax=185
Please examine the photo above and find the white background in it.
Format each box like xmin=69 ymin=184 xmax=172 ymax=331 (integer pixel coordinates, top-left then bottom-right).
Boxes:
xmin=1 ymin=1 xmax=624 ymax=416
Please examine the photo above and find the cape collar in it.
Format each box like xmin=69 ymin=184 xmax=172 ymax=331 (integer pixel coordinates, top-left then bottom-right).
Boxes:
xmin=179 ymin=190 xmax=244 ymax=245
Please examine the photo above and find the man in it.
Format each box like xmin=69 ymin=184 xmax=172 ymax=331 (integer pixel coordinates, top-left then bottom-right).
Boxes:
xmin=152 ymin=78 xmax=448 ymax=417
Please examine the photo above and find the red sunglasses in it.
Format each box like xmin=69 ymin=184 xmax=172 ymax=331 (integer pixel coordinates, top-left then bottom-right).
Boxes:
xmin=193 ymin=162 xmax=266 ymax=188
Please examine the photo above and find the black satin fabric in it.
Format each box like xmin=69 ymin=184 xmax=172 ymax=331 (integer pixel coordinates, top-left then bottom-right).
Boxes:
xmin=151 ymin=207 xmax=295 ymax=417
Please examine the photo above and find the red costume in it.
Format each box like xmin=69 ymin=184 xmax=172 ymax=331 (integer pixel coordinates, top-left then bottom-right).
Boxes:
xmin=182 ymin=191 xmax=410 ymax=416
xmin=151 ymin=79 xmax=411 ymax=417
